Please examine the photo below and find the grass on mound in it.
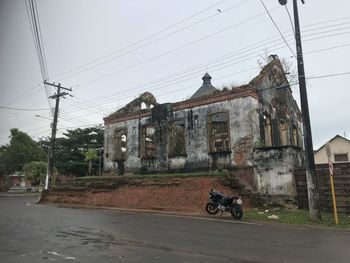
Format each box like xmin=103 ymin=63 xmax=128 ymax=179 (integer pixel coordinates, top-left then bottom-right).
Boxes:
xmin=245 ymin=208 xmax=350 ymax=228
xmin=74 ymin=171 xmax=228 ymax=181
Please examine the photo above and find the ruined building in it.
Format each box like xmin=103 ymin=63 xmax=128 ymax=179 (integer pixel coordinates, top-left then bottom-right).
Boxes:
xmin=104 ymin=56 xmax=304 ymax=199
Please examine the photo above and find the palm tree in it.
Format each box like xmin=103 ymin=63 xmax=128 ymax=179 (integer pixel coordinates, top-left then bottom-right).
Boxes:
xmin=84 ymin=149 xmax=97 ymax=175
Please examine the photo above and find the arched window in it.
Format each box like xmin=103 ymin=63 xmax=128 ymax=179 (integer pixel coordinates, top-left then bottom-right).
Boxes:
xmin=263 ymin=113 xmax=273 ymax=147
xmin=208 ymin=112 xmax=230 ymax=152
xmin=280 ymin=119 xmax=288 ymax=146
xmin=141 ymin=102 xmax=147 ymax=109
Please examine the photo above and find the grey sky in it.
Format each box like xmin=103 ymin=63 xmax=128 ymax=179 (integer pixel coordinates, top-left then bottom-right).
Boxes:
xmin=1 ymin=0 xmax=350 ymax=149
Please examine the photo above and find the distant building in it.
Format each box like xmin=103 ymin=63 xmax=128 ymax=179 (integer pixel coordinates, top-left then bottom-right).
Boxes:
xmin=314 ymin=135 xmax=350 ymax=164
xmin=103 ymin=56 xmax=304 ymax=199
xmin=8 ymin=172 xmax=31 ymax=187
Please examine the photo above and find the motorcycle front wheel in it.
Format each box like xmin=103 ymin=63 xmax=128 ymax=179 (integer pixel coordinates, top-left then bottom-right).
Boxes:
xmin=230 ymin=204 xmax=243 ymax=219
xmin=205 ymin=202 xmax=219 ymax=215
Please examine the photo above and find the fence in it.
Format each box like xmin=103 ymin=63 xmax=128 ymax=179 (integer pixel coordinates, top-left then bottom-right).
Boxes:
xmin=295 ymin=163 xmax=350 ymax=214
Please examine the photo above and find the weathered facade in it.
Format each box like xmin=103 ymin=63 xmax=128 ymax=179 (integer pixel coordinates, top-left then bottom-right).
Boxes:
xmin=104 ymin=56 xmax=304 ymax=198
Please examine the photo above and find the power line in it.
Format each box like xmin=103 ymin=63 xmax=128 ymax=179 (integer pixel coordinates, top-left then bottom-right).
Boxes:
xmin=25 ymin=0 xmax=53 ymax=109
xmin=21 ymin=14 xmax=350 ymax=105
xmin=64 ymin=28 xmax=350 ymax=113
xmin=65 ymin=36 xmax=350 ymax=118
xmin=307 ymin=71 xmax=350 ymax=80
xmin=284 ymin=5 xmax=295 ymax=35
xmin=21 ymin=15 xmax=350 ymax=106
xmin=73 ymin=9 xmax=350 ymax=92
xmin=24 ymin=68 xmax=350 ymax=139
xmin=59 ymin=21 xmax=350 ymax=112
xmin=259 ymin=0 xmax=296 ymax=58
xmin=0 ymin=106 xmax=50 ymax=111
xmin=50 ymin=0 xmax=244 ymax=80
xmin=72 ymin=6 xmax=281 ymax=88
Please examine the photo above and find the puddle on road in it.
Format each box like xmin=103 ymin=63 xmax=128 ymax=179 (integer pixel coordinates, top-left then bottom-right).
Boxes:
xmin=56 ymin=226 xmax=116 ymax=250
xmin=41 ymin=250 xmax=76 ymax=261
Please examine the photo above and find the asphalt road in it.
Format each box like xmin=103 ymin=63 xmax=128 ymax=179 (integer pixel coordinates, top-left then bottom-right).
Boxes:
xmin=0 ymin=196 xmax=349 ymax=263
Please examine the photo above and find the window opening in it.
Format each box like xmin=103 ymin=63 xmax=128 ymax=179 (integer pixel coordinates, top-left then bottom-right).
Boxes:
xmin=208 ymin=112 xmax=230 ymax=152
xmin=169 ymin=120 xmax=186 ymax=157
xmin=141 ymin=125 xmax=156 ymax=158
xmin=334 ymin=154 xmax=348 ymax=162
xmin=114 ymin=128 xmax=127 ymax=160
xmin=263 ymin=113 xmax=273 ymax=147
xmin=280 ymin=119 xmax=288 ymax=146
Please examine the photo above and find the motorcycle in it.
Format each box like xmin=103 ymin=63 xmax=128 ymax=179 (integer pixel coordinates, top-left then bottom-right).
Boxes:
xmin=205 ymin=188 xmax=243 ymax=219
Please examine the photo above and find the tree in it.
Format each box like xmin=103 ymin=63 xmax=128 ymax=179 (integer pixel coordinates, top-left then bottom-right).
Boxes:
xmin=0 ymin=129 xmax=45 ymax=175
xmin=23 ymin=161 xmax=47 ymax=188
xmin=53 ymin=126 xmax=104 ymax=176
xmin=83 ymin=149 xmax=98 ymax=175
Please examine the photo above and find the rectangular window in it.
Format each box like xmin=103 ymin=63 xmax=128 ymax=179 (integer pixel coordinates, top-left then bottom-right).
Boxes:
xmin=141 ymin=125 xmax=156 ymax=159
xmin=169 ymin=120 xmax=186 ymax=157
xmin=334 ymin=154 xmax=348 ymax=162
xmin=209 ymin=112 xmax=230 ymax=152
xmin=113 ymin=128 xmax=127 ymax=161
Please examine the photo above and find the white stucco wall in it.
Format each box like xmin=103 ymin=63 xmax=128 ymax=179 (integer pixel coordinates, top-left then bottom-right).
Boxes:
xmin=314 ymin=136 xmax=350 ymax=164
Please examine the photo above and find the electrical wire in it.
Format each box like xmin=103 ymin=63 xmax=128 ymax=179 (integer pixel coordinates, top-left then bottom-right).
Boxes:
xmin=25 ymin=0 xmax=53 ymax=109
xmin=19 ymin=15 xmax=350 ymax=109
xmin=259 ymin=0 xmax=296 ymax=58
xmin=284 ymin=5 xmax=295 ymax=36
xmin=65 ymin=36 xmax=350 ymax=118
xmin=0 ymin=106 xmax=50 ymax=111
xmin=20 ymin=15 xmax=350 ymax=110
xmin=63 ymin=27 xmax=350 ymax=113
xmin=71 ymin=6 xmax=280 ymax=88
xmin=50 ymin=0 xmax=246 ymax=80
xmin=307 ymin=71 xmax=350 ymax=80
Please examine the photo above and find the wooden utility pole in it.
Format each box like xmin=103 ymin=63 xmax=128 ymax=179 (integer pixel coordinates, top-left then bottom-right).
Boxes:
xmin=44 ymin=81 xmax=72 ymax=190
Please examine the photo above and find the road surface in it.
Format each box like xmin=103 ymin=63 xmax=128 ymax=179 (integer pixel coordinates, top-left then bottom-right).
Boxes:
xmin=0 ymin=196 xmax=349 ymax=262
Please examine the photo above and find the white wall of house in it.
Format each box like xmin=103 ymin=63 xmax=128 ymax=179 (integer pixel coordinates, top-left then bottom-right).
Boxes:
xmin=314 ymin=136 xmax=350 ymax=164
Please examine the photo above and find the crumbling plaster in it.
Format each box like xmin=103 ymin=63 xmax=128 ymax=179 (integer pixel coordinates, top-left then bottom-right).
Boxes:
xmin=103 ymin=57 xmax=305 ymax=199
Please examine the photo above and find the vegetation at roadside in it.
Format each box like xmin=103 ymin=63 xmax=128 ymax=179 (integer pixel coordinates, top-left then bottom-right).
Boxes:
xmin=0 ymin=128 xmax=46 ymax=176
xmin=245 ymin=208 xmax=350 ymax=228
xmin=23 ymin=161 xmax=47 ymax=187
xmin=74 ymin=171 xmax=228 ymax=181
xmin=54 ymin=126 xmax=104 ymax=177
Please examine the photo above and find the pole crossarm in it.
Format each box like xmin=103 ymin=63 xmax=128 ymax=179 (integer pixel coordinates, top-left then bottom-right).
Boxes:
xmin=44 ymin=81 xmax=72 ymax=91
xmin=49 ymin=92 xmax=69 ymax=99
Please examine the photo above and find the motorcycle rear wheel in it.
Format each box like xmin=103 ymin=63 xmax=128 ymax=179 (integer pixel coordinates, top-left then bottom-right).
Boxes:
xmin=205 ymin=202 xmax=219 ymax=215
xmin=230 ymin=204 xmax=243 ymax=220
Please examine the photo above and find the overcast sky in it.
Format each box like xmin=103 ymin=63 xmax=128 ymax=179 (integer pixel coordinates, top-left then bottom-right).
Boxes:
xmin=1 ymin=0 xmax=350 ymax=149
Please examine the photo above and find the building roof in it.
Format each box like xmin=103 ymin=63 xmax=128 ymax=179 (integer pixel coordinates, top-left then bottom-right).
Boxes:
xmin=190 ymin=72 xmax=217 ymax=99
xmin=314 ymin=134 xmax=350 ymax=154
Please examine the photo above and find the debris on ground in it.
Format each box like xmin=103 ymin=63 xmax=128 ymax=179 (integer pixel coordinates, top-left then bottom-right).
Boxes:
xmin=268 ymin=214 xmax=279 ymax=220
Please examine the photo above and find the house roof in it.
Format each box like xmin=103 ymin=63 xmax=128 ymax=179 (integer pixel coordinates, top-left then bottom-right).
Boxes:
xmin=190 ymin=72 xmax=217 ymax=99
xmin=314 ymin=134 xmax=350 ymax=154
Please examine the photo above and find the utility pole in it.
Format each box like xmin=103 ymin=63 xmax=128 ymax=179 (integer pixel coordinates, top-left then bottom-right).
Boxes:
xmin=44 ymin=81 xmax=72 ymax=190
xmin=98 ymin=147 xmax=103 ymax=176
xmin=278 ymin=0 xmax=321 ymax=221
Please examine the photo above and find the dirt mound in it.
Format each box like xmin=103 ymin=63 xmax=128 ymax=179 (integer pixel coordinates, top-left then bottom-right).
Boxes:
xmin=41 ymin=177 xmax=248 ymax=215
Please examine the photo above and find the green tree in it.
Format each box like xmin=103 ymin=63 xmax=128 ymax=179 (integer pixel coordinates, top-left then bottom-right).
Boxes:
xmin=0 ymin=129 xmax=45 ymax=175
xmin=23 ymin=161 xmax=47 ymax=188
xmin=54 ymin=126 xmax=104 ymax=176
xmin=83 ymin=149 xmax=98 ymax=175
